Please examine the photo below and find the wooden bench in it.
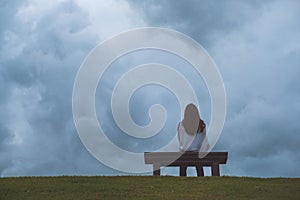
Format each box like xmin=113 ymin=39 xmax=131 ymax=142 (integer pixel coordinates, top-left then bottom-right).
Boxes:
xmin=144 ymin=152 xmax=228 ymax=176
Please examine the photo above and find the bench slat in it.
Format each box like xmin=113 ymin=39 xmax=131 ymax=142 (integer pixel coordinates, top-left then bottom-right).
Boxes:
xmin=144 ymin=152 xmax=228 ymax=165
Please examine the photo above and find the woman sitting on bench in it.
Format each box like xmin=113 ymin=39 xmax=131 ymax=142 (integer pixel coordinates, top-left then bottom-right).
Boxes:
xmin=178 ymin=103 xmax=209 ymax=152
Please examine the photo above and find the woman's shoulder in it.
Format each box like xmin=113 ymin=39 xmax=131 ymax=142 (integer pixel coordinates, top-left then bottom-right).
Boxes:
xmin=178 ymin=121 xmax=183 ymax=128
xmin=197 ymin=127 xmax=206 ymax=134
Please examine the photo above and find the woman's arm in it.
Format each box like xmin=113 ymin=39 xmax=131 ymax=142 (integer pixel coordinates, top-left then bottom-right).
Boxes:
xmin=200 ymin=128 xmax=210 ymax=152
xmin=178 ymin=122 xmax=186 ymax=152
xmin=203 ymin=136 xmax=210 ymax=151
xmin=177 ymin=122 xmax=181 ymax=142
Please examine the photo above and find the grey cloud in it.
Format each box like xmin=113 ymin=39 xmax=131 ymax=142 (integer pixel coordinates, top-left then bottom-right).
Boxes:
xmin=0 ymin=0 xmax=115 ymax=176
xmin=129 ymin=0 xmax=267 ymax=47
xmin=1 ymin=0 xmax=299 ymax=177
xmin=128 ymin=0 xmax=300 ymax=177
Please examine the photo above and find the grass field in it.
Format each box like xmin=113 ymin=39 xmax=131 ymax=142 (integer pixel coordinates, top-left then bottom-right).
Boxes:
xmin=0 ymin=176 xmax=299 ymax=199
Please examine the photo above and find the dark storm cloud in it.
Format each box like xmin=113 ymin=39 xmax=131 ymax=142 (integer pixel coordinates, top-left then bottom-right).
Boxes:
xmin=129 ymin=0 xmax=266 ymax=47
xmin=129 ymin=0 xmax=300 ymax=177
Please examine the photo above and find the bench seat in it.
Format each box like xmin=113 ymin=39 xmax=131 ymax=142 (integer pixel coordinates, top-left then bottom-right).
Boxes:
xmin=144 ymin=152 xmax=228 ymax=176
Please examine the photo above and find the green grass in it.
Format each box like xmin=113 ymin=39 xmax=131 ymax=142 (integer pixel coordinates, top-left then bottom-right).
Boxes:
xmin=0 ymin=176 xmax=299 ymax=199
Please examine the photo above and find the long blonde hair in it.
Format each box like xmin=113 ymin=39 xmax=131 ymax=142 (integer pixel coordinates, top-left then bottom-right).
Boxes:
xmin=182 ymin=104 xmax=205 ymax=135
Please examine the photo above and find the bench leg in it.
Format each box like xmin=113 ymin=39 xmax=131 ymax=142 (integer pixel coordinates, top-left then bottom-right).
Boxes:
xmin=153 ymin=164 xmax=160 ymax=176
xmin=211 ymin=163 xmax=220 ymax=176
xmin=196 ymin=165 xmax=204 ymax=176
xmin=180 ymin=165 xmax=187 ymax=176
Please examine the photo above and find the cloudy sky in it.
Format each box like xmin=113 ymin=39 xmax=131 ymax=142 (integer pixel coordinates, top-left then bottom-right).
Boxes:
xmin=1 ymin=0 xmax=299 ymax=177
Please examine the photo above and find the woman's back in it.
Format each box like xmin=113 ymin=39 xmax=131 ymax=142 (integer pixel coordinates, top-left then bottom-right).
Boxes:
xmin=178 ymin=122 xmax=208 ymax=152
xmin=177 ymin=103 xmax=209 ymax=152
